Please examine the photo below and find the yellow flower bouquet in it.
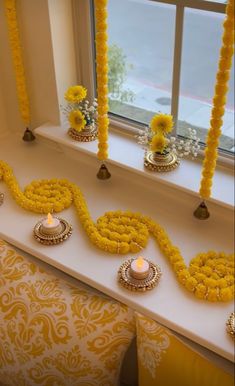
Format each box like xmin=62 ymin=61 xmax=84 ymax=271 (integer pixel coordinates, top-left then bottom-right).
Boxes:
xmin=62 ymin=85 xmax=98 ymax=142
xmin=137 ymin=113 xmax=200 ymax=172
xmin=137 ymin=113 xmax=200 ymax=157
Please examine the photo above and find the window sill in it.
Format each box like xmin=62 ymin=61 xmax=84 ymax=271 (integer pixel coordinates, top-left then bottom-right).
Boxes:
xmin=35 ymin=123 xmax=234 ymax=210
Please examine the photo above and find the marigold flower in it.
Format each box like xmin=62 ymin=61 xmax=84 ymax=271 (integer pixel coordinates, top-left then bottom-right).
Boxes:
xmin=64 ymin=85 xmax=87 ymax=103
xmin=220 ymin=287 xmax=233 ymax=302
xmin=195 ymin=285 xmax=207 ymax=299
xmin=150 ymin=133 xmax=166 ymax=153
xmin=150 ymin=113 xmax=174 ymax=134
xmin=97 ymin=104 xmax=109 ymax=115
xmin=207 ymin=288 xmax=218 ymax=302
xmin=212 ymin=94 xmax=227 ymax=107
xmin=216 ymin=70 xmax=230 ymax=83
xmin=220 ymin=45 xmax=234 ymax=59
xmin=69 ymin=110 xmax=86 ymax=132
xmin=185 ymin=277 xmax=198 ymax=292
xmin=219 ymin=57 xmax=233 ymax=71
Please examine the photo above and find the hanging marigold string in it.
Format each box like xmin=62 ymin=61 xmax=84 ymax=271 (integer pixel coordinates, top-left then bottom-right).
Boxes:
xmin=94 ymin=0 xmax=109 ymax=162
xmin=4 ymin=0 xmax=32 ymax=135
xmin=199 ymin=0 xmax=234 ymax=200
xmin=0 ymin=160 xmax=234 ymax=302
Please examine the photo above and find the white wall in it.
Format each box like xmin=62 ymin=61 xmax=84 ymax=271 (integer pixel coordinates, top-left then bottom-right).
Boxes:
xmin=48 ymin=0 xmax=77 ymax=125
xmin=0 ymin=0 xmax=77 ymax=137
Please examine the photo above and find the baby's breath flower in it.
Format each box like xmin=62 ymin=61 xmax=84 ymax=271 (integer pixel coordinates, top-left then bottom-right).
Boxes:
xmin=62 ymin=84 xmax=97 ymax=130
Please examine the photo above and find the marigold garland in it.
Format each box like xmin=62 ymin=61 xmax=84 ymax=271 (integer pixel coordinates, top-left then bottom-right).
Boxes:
xmin=94 ymin=0 xmax=109 ymax=161
xmin=4 ymin=0 xmax=30 ymax=126
xmin=199 ymin=0 xmax=234 ymax=200
xmin=1 ymin=160 xmax=234 ymax=302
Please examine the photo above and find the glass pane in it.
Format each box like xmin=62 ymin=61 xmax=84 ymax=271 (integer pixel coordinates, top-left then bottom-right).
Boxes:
xmin=107 ymin=0 xmax=175 ymax=125
xmin=178 ymin=8 xmax=234 ymax=153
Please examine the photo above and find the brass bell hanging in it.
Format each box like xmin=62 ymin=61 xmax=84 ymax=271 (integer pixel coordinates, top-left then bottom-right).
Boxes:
xmin=97 ymin=163 xmax=111 ymax=180
xmin=193 ymin=201 xmax=210 ymax=220
xmin=22 ymin=128 xmax=35 ymax=141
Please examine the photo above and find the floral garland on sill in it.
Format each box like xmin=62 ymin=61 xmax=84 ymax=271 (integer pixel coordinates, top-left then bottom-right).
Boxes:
xmin=4 ymin=0 xmax=30 ymax=127
xmin=199 ymin=0 xmax=234 ymax=200
xmin=0 ymin=160 xmax=234 ymax=303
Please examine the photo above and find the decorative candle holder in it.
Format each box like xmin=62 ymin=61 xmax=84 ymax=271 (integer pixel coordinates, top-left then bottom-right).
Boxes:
xmin=33 ymin=217 xmax=72 ymax=245
xmin=118 ymin=258 xmax=162 ymax=292
xmin=226 ymin=312 xmax=235 ymax=339
xmin=68 ymin=126 xmax=97 ymax=142
xmin=144 ymin=150 xmax=180 ymax=172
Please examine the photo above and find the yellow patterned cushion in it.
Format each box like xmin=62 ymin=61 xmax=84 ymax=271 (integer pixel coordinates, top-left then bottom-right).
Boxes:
xmin=136 ymin=313 xmax=233 ymax=386
xmin=0 ymin=240 xmax=135 ymax=386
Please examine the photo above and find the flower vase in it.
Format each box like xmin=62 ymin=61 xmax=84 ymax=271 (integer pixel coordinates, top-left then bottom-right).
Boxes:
xmin=68 ymin=125 xmax=97 ymax=142
xmin=144 ymin=149 xmax=180 ymax=172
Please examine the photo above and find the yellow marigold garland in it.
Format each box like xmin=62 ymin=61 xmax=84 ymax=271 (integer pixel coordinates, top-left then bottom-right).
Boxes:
xmin=199 ymin=0 xmax=234 ymax=200
xmin=1 ymin=160 xmax=234 ymax=302
xmin=4 ymin=0 xmax=30 ymax=126
xmin=94 ymin=0 xmax=109 ymax=161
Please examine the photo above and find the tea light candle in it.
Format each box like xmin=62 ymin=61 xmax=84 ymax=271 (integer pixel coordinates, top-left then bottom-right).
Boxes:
xmin=130 ymin=256 xmax=150 ymax=280
xmin=41 ymin=213 xmax=62 ymax=235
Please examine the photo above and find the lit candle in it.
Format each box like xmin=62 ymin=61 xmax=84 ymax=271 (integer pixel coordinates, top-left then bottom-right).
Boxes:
xmin=130 ymin=257 xmax=150 ymax=280
xmin=41 ymin=213 xmax=62 ymax=235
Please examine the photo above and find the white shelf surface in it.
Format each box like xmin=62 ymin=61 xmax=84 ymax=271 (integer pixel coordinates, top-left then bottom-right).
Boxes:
xmin=35 ymin=123 xmax=234 ymax=209
xmin=0 ymin=134 xmax=234 ymax=362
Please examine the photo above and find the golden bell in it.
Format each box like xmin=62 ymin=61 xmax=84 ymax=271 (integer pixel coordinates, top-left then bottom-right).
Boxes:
xmin=193 ymin=201 xmax=210 ymax=220
xmin=22 ymin=128 xmax=35 ymax=141
xmin=97 ymin=163 xmax=111 ymax=180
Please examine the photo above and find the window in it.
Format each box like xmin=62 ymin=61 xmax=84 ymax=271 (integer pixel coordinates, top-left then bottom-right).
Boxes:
xmin=88 ymin=0 xmax=234 ymax=154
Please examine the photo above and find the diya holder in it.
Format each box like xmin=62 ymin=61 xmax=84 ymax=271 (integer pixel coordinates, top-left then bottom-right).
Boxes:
xmin=226 ymin=312 xmax=235 ymax=339
xmin=33 ymin=215 xmax=72 ymax=245
xmin=68 ymin=126 xmax=97 ymax=142
xmin=144 ymin=150 xmax=180 ymax=172
xmin=118 ymin=257 xmax=162 ymax=292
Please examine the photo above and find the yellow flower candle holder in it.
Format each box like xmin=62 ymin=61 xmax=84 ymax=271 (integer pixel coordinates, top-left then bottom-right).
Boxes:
xmin=118 ymin=257 xmax=162 ymax=292
xmin=144 ymin=150 xmax=180 ymax=172
xmin=34 ymin=214 xmax=72 ymax=245
xmin=68 ymin=126 xmax=97 ymax=143
xmin=140 ymin=113 xmax=180 ymax=172
xmin=64 ymin=85 xmax=98 ymax=142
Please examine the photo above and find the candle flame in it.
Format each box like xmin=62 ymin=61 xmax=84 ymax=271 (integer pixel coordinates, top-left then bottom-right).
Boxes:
xmin=136 ymin=257 xmax=144 ymax=269
xmin=47 ymin=213 xmax=53 ymax=224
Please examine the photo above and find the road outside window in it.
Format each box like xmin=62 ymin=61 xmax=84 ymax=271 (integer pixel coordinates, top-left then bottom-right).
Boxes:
xmin=105 ymin=0 xmax=234 ymax=153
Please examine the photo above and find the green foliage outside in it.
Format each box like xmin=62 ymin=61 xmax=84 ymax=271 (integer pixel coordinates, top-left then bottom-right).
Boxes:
xmin=108 ymin=44 xmax=134 ymax=106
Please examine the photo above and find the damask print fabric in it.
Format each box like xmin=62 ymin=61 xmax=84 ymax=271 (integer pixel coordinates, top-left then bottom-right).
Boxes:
xmin=135 ymin=312 xmax=233 ymax=386
xmin=0 ymin=240 xmax=135 ymax=386
xmin=1 ymin=240 xmax=234 ymax=386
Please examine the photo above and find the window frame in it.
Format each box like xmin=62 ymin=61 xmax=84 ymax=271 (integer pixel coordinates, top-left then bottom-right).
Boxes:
xmin=73 ymin=0 xmax=234 ymax=162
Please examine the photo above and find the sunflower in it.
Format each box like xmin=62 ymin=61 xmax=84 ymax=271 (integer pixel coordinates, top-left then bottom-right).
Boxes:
xmin=150 ymin=113 xmax=174 ymax=134
xmin=64 ymin=85 xmax=87 ymax=103
xmin=69 ymin=110 xmax=86 ymax=132
xmin=150 ymin=133 xmax=167 ymax=153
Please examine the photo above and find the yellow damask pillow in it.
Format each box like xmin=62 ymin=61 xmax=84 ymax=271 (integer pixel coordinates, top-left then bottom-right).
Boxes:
xmin=0 ymin=240 xmax=135 ymax=386
xmin=136 ymin=313 xmax=233 ymax=386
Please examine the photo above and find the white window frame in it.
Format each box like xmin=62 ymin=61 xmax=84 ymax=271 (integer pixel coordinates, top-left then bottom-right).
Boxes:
xmin=73 ymin=0 xmax=233 ymax=162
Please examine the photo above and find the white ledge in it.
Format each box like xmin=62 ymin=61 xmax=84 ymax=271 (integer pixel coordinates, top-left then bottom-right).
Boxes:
xmin=35 ymin=123 xmax=234 ymax=210
xmin=0 ymin=133 xmax=234 ymax=362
